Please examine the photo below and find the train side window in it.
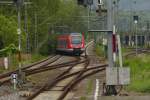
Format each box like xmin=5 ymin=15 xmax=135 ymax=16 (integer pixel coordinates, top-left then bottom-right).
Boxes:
xmin=58 ymin=39 xmax=67 ymax=48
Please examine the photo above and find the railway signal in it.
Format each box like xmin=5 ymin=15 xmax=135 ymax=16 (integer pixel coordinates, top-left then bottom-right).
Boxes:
xmin=133 ymin=15 xmax=138 ymax=24
xmin=89 ymin=0 xmax=130 ymax=96
xmin=11 ymin=73 xmax=18 ymax=90
xmin=133 ymin=15 xmax=139 ymax=55
xmin=0 ymin=0 xmax=24 ymax=86
xmin=94 ymin=0 xmax=107 ymax=14
xmin=98 ymin=0 xmax=103 ymax=6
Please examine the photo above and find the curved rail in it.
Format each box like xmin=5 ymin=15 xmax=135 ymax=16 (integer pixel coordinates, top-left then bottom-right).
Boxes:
xmin=26 ymin=41 xmax=107 ymax=100
xmin=26 ymin=62 xmax=107 ymax=100
xmin=0 ymin=55 xmax=62 ymax=85
xmin=26 ymin=56 xmax=88 ymax=100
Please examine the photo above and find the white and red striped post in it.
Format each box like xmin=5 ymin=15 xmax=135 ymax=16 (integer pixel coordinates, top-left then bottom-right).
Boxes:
xmin=112 ymin=25 xmax=117 ymax=63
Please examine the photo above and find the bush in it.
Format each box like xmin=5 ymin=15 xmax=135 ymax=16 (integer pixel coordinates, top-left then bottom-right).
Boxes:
xmin=0 ymin=15 xmax=18 ymax=48
xmin=95 ymin=44 xmax=105 ymax=57
xmin=39 ymin=34 xmax=57 ymax=55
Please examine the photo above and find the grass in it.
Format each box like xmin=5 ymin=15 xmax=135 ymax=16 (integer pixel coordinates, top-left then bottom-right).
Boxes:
xmin=95 ymin=45 xmax=150 ymax=93
xmin=80 ymin=96 xmax=87 ymax=100
xmin=124 ymin=54 xmax=150 ymax=93
xmin=79 ymin=80 xmax=93 ymax=100
xmin=122 ymin=47 xmax=132 ymax=53
xmin=95 ymin=44 xmax=105 ymax=57
xmin=22 ymin=54 xmax=46 ymax=64
xmin=80 ymin=80 xmax=93 ymax=100
xmin=86 ymin=79 xmax=93 ymax=94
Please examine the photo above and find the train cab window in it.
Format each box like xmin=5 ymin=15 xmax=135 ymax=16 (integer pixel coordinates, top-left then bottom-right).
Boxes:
xmin=71 ymin=36 xmax=82 ymax=44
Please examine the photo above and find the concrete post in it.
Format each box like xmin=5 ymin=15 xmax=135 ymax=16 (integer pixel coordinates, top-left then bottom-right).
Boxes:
xmin=107 ymin=0 xmax=114 ymax=67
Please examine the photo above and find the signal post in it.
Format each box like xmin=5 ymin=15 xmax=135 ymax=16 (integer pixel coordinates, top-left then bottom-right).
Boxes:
xmin=87 ymin=0 xmax=130 ymax=96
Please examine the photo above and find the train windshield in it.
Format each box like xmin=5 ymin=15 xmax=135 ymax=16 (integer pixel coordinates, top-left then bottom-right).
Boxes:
xmin=71 ymin=36 xmax=82 ymax=44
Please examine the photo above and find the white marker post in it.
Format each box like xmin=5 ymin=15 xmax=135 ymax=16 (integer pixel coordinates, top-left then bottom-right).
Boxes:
xmin=4 ymin=57 xmax=8 ymax=70
xmin=94 ymin=79 xmax=99 ymax=100
xmin=117 ymin=35 xmax=123 ymax=67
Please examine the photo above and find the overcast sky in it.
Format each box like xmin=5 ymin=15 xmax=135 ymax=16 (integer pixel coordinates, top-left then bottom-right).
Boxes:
xmin=119 ymin=0 xmax=150 ymax=11
xmin=91 ymin=0 xmax=150 ymax=11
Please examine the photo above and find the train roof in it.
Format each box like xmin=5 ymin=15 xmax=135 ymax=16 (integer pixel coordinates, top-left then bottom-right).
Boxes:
xmin=58 ymin=32 xmax=82 ymax=36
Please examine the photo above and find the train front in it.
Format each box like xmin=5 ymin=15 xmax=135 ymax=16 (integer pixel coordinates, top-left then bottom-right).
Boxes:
xmin=69 ymin=33 xmax=85 ymax=55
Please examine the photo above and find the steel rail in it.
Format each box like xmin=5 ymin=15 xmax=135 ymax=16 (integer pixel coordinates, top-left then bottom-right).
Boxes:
xmin=0 ymin=56 xmax=81 ymax=86
xmin=61 ymin=57 xmax=90 ymax=91
xmin=25 ymin=55 xmax=62 ymax=70
xmin=57 ymin=67 xmax=106 ymax=100
xmin=0 ymin=55 xmax=63 ymax=86
xmin=124 ymin=48 xmax=150 ymax=57
xmin=26 ymin=59 xmax=86 ymax=76
xmin=0 ymin=55 xmax=60 ymax=79
xmin=25 ymin=41 xmax=95 ymax=99
xmin=26 ymin=56 xmax=88 ymax=100
xmin=24 ymin=57 xmax=82 ymax=73
xmin=26 ymin=63 xmax=107 ymax=100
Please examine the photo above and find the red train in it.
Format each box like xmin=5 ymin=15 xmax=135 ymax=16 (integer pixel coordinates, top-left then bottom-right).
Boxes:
xmin=56 ymin=33 xmax=85 ymax=55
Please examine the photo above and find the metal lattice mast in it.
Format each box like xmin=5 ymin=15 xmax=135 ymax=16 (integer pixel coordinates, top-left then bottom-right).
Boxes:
xmin=34 ymin=11 xmax=38 ymax=51
xmin=24 ymin=0 xmax=30 ymax=53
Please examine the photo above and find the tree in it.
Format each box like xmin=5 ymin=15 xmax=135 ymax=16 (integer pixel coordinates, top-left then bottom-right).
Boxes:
xmin=0 ymin=0 xmax=87 ymax=55
xmin=0 ymin=44 xmax=18 ymax=57
xmin=0 ymin=15 xmax=18 ymax=48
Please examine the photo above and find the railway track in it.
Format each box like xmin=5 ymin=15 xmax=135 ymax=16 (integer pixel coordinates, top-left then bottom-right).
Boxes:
xmin=0 ymin=55 xmax=65 ymax=86
xmin=0 ymin=41 xmax=108 ymax=100
xmin=1 ymin=42 xmax=149 ymax=100
xmin=25 ymin=55 xmax=88 ymax=99
xmin=25 ymin=56 xmax=107 ymax=100
xmin=0 ymin=55 xmax=83 ymax=86
xmin=24 ymin=46 xmax=149 ymax=100
xmin=0 ymin=55 xmax=60 ymax=79
xmin=124 ymin=48 xmax=150 ymax=57
xmin=24 ymin=41 xmax=107 ymax=100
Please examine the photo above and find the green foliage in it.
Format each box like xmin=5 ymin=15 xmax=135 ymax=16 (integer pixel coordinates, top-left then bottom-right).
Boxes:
xmin=80 ymin=97 xmax=87 ymax=100
xmin=30 ymin=0 xmax=87 ymax=54
xmin=95 ymin=44 xmax=105 ymax=57
xmin=31 ymin=54 xmax=46 ymax=63
xmin=22 ymin=54 xmax=46 ymax=65
xmin=0 ymin=15 xmax=18 ymax=48
xmin=54 ymin=0 xmax=87 ymax=31
xmin=0 ymin=0 xmax=87 ymax=55
xmin=38 ymin=34 xmax=58 ymax=55
xmin=86 ymin=80 xmax=93 ymax=94
xmin=128 ymin=80 xmax=150 ymax=92
xmin=0 ymin=44 xmax=18 ymax=57
xmin=124 ymin=54 xmax=150 ymax=93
